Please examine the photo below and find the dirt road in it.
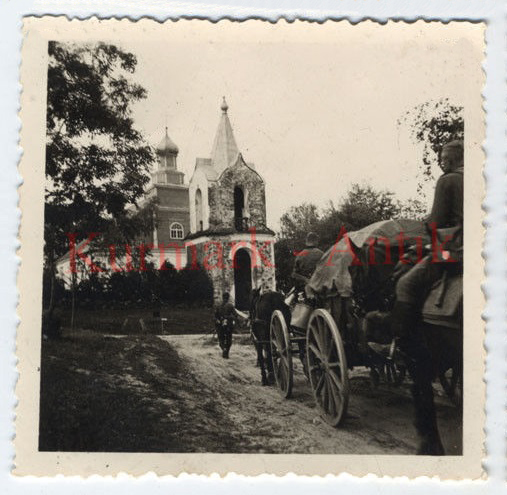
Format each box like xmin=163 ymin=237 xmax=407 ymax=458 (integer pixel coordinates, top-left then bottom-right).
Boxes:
xmin=162 ymin=334 xmax=462 ymax=455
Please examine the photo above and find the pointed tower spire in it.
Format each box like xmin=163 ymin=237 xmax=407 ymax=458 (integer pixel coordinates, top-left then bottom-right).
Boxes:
xmin=210 ymin=97 xmax=239 ymax=175
xmin=221 ymin=96 xmax=229 ymax=113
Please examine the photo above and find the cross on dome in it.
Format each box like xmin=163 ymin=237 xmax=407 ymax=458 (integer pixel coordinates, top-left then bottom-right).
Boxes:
xmin=156 ymin=126 xmax=179 ymax=155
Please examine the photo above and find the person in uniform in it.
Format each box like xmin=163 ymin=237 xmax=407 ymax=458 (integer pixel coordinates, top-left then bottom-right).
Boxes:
xmin=391 ymin=139 xmax=464 ymax=455
xmin=393 ymin=140 xmax=463 ymax=333
xmin=292 ymin=232 xmax=324 ymax=292
xmin=215 ymin=292 xmax=236 ymax=359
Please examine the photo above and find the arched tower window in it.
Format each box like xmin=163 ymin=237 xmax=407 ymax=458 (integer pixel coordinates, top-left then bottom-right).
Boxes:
xmin=234 ymin=186 xmax=245 ymax=231
xmin=170 ymin=222 xmax=184 ymax=240
xmin=195 ymin=188 xmax=203 ymax=231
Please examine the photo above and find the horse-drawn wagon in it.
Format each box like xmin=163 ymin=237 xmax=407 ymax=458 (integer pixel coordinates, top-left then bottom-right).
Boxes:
xmin=251 ymin=219 xmax=463 ymax=433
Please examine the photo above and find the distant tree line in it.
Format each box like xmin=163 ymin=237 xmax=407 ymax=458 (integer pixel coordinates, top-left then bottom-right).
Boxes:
xmin=44 ymin=261 xmax=213 ymax=311
xmin=274 ymin=183 xmax=427 ymax=292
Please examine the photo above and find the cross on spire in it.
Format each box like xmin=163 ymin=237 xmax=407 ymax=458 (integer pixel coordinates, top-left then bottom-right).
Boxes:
xmin=221 ymin=96 xmax=229 ymax=114
xmin=210 ymin=97 xmax=239 ymax=175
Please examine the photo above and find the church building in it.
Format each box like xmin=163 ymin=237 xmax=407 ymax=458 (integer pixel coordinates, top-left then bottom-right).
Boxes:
xmin=186 ymin=98 xmax=276 ymax=309
xmin=55 ymin=98 xmax=276 ymax=309
xmin=140 ymin=127 xmax=190 ymax=268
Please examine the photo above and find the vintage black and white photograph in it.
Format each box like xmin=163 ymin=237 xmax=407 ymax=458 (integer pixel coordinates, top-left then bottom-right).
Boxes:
xmin=16 ymin=18 xmax=485 ymax=477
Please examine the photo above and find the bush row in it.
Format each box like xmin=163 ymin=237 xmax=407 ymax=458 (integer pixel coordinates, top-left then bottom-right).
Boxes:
xmin=43 ymin=262 xmax=214 ymax=310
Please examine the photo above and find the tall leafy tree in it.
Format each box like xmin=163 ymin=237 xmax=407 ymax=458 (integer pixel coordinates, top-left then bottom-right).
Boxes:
xmin=338 ymin=184 xmax=402 ymax=231
xmin=279 ymin=203 xmax=321 ymax=246
xmin=398 ymin=98 xmax=463 ymax=194
xmin=45 ymin=41 xmax=155 ymax=312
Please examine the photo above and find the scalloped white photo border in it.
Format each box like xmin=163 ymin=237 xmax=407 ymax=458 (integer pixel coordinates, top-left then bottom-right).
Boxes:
xmin=1 ymin=1 xmax=506 ymax=493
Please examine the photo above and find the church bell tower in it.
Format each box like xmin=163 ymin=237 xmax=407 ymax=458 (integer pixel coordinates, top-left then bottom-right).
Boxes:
xmin=187 ymin=98 xmax=276 ymax=309
xmin=141 ymin=127 xmax=190 ymax=268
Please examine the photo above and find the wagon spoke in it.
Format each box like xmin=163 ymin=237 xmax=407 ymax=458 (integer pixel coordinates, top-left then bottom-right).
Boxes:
xmin=280 ymin=354 xmax=290 ymax=368
xmin=327 ymin=373 xmax=342 ymax=412
xmin=325 ymin=375 xmax=337 ymax=416
xmin=323 ymin=325 xmax=334 ymax=362
xmin=277 ymin=359 xmax=285 ymax=384
xmin=325 ymin=374 xmax=332 ymax=407
xmin=308 ymin=343 xmax=324 ymax=362
xmin=273 ymin=324 xmax=282 ymax=348
xmin=314 ymin=318 xmax=326 ymax=354
xmin=326 ymin=335 xmax=335 ymax=360
xmin=315 ymin=372 xmax=325 ymax=395
xmin=277 ymin=337 xmax=286 ymax=354
xmin=310 ymin=323 xmax=320 ymax=352
xmin=322 ymin=375 xmax=330 ymax=411
xmin=282 ymin=363 xmax=290 ymax=390
xmin=320 ymin=318 xmax=332 ymax=357
xmin=328 ymin=368 xmax=344 ymax=395
xmin=281 ymin=363 xmax=288 ymax=390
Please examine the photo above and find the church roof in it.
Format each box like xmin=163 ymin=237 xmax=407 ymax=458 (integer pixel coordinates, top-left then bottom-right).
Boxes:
xmin=209 ymin=97 xmax=239 ymax=175
xmin=156 ymin=127 xmax=179 ymax=154
xmin=185 ymin=225 xmax=275 ymax=241
xmin=194 ymin=157 xmax=218 ymax=181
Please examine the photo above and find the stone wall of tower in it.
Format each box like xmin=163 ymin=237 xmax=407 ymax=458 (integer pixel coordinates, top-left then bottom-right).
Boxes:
xmin=186 ymin=234 xmax=276 ymax=305
xmin=208 ymin=157 xmax=267 ymax=230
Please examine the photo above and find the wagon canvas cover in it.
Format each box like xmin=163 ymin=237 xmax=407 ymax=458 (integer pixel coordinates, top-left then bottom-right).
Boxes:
xmin=307 ymin=219 xmax=430 ymax=298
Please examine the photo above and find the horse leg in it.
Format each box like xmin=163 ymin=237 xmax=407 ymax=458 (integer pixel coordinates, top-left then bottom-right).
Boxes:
xmin=266 ymin=343 xmax=275 ymax=385
xmin=411 ymin=374 xmax=443 ymax=455
xmin=400 ymin=336 xmax=445 ymax=455
xmin=224 ymin=329 xmax=232 ymax=358
xmin=217 ymin=327 xmax=225 ymax=350
xmin=256 ymin=343 xmax=268 ymax=385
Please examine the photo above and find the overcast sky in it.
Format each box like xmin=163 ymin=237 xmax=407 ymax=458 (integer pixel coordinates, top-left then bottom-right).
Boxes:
xmin=118 ymin=21 xmax=480 ymax=231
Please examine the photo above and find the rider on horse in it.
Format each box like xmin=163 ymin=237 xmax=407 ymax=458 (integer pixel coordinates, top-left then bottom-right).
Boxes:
xmin=286 ymin=232 xmax=324 ymax=305
xmin=391 ymin=139 xmax=464 ymax=455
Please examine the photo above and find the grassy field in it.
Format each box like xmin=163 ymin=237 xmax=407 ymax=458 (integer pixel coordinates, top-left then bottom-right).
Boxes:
xmin=39 ymin=306 xmax=252 ymax=452
xmin=38 ymin=331 xmax=243 ymax=452
xmin=58 ymin=306 xmax=216 ymax=335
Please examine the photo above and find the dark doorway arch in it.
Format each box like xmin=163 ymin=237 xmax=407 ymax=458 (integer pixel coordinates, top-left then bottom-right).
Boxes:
xmin=233 ymin=248 xmax=252 ymax=310
xmin=234 ymin=186 xmax=244 ymax=231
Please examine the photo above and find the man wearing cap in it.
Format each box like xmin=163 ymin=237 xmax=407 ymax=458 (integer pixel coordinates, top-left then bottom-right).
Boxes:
xmin=391 ymin=139 xmax=464 ymax=455
xmin=292 ymin=232 xmax=324 ymax=293
xmin=215 ymin=291 xmax=236 ymax=359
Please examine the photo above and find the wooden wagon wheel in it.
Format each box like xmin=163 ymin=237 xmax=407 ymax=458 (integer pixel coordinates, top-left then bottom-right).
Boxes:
xmin=306 ymin=309 xmax=349 ymax=426
xmin=270 ymin=310 xmax=293 ymax=399
xmin=386 ymin=340 xmax=407 ymax=387
xmin=386 ymin=361 xmax=407 ymax=386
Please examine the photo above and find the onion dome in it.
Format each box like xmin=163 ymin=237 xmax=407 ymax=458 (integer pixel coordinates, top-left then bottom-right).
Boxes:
xmin=156 ymin=127 xmax=179 ymax=155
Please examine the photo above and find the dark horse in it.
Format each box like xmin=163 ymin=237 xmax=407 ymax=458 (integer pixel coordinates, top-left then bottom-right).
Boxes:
xmin=249 ymin=288 xmax=291 ymax=386
xmin=350 ymin=248 xmax=462 ymax=455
